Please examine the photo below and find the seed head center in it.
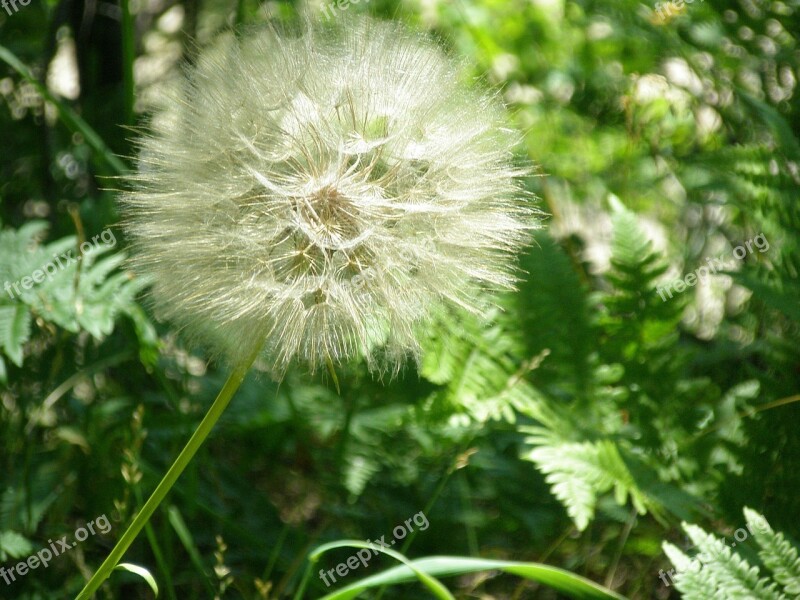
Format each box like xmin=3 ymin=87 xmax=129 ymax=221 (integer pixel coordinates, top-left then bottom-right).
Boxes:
xmin=297 ymin=185 xmax=361 ymax=249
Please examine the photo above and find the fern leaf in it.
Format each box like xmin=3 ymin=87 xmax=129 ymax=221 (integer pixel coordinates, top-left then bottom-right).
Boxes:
xmin=745 ymin=508 xmax=800 ymax=596
xmin=663 ymin=542 xmax=720 ymax=600
xmin=0 ymin=304 xmax=31 ymax=367
xmin=665 ymin=520 xmax=787 ymax=600
xmin=0 ymin=530 xmax=34 ymax=561
xmin=522 ymin=439 xmax=649 ymax=531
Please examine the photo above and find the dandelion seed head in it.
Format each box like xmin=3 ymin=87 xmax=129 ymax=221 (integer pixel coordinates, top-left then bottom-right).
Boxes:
xmin=123 ymin=17 xmax=536 ymax=376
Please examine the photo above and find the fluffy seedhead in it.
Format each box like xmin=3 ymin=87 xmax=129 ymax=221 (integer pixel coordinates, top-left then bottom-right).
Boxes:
xmin=123 ymin=17 xmax=535 ymax=376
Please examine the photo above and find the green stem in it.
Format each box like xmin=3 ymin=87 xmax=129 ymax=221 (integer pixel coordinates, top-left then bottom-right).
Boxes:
xmin=75 ymin=352 xmax=259 ymax=599
xmin=292 ymin=562 xmax=313 ymax=600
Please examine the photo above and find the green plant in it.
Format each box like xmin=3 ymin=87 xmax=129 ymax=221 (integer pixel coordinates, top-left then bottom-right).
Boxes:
xmin=664 ymin=507 xmax=800 ymax=599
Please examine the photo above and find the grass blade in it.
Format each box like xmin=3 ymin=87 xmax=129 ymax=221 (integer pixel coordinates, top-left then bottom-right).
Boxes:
xmin=310 ymin=554 xmax=628 ymax=600
xmin=115 ymin=563 xmax=159 ymax=596
xmin=308 ymin=541 xmax=454 ymax=600
xmin=167 ymin=505 xmax=216 ymax=598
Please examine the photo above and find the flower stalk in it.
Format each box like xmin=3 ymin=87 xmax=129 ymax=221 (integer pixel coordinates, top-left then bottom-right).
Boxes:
xmin=75 ymin=346 xmax=261 ymax=599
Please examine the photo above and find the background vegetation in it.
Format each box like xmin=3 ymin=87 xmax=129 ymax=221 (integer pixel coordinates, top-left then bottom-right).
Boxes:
xmin=1 ymin=0 xmax=799 ymax=598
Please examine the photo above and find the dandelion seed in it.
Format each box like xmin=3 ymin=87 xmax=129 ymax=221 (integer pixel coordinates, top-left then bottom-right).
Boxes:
xmin=122 ymin=17 xmax=536 ymax=376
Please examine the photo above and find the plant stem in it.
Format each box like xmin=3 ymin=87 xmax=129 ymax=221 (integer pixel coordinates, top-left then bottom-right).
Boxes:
xmin=75 ymin=351 xmax=259 ymax=599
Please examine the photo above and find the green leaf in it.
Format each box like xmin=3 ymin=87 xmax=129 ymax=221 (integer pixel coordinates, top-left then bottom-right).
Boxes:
xmin=0 ymin=304 xmax=31 ymax=367
xmin=515 ymin=231 xmax=595 ymax=396
xmin=311 ymin=553 xmax=627 ymax=600
xmin=309 ymin=540 xmax=455 ymax=600
xmin=115 ymin=563 xmax=159 ymax=596
xmin=0 ymin=530 xmax=34 ymax=561
xmin=0 ymin=467 xmax=63 ymax=533
xmin=745 ymin=507 xmax=800 ymax=596
xmin=167 ymin=506 xmax=216 ymax=597
xmin=664 ymin=519 xmax=788 ymax=600
xmin=522 ymin=438 xmax=650 ymax=531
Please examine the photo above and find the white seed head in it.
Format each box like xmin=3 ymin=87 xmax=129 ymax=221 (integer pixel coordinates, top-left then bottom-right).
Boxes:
xmin=123 ymin=17 xmax=536 ymax=376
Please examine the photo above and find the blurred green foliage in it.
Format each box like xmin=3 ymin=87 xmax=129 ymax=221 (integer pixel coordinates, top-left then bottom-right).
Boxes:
xmin=1 ymin=0 xmax=799 ymax=598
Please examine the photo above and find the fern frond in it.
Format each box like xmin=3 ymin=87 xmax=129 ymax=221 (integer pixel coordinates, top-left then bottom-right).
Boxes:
xmin=521 ymin=438 xmax=649 ymax=531
xmin=663 ymin=542 xmax=719 ymax=600
xmin=0 ymin=223 xmax=150 ymax=370
xmin=0 ymin=304 xmax=31 ymax=367
xmin=514 ymin=231 xmax=595 ymax=397
xmin=745 ymin=507 xmax=800 ymax=596
xmin=664 ymin=510 xmax=800 ymax=600
xmin=682 ymin=523 xmax=785 ymax=600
